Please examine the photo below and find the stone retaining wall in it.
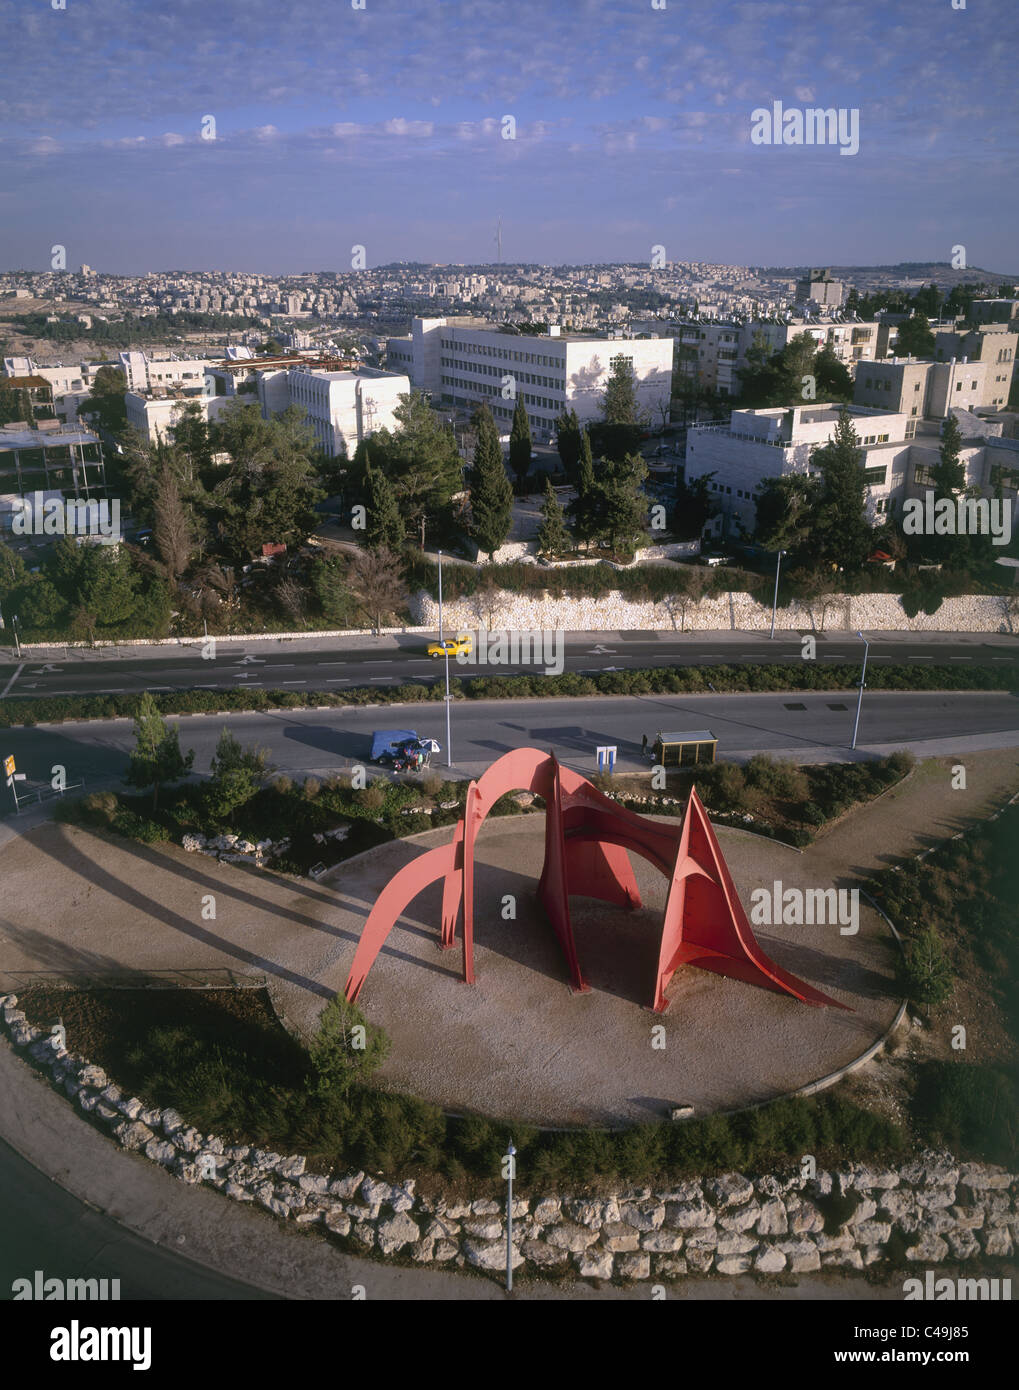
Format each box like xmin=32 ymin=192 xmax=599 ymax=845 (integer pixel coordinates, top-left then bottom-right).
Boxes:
xmin=4 ymin=995 xmax=1014 ymax=1282
xmin=413 ymin=590 xmax=1019 ymax=634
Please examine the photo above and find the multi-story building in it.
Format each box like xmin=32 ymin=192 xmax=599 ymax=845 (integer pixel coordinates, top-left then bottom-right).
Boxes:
xmin=794 ymin=269 xmax=845 ymax=309
xmin=685 ymin=402 xmax=1017 ymax=543
xmin=686 ymin=403 xmax=908 ymax=539
xmin=267 ymin=367 xmax=410 ymax=457
xmin=386 ymin=316 xmax=673 ymax=435
xmin=854 ymin=356 xmax=1013 ymax=418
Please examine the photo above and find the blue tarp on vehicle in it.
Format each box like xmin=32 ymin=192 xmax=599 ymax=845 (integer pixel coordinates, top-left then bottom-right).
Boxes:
xmin=370 ymin=729 xmax=420 ymax=761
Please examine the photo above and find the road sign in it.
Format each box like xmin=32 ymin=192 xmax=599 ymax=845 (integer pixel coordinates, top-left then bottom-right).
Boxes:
xmin=3 ymin=755 xmax=14 ymax=778
xmin=596 ymin=745 xmax=617 ymax=774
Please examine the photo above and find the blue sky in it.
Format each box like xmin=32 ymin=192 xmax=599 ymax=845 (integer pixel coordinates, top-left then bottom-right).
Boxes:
xmin=1 ymin=0 xmax=1016 ymax=274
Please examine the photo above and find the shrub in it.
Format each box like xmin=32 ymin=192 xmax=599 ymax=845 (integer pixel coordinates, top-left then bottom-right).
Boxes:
xmin=800 ymin=802 xmax=826 ymax=827
xmin=361 ymin=784 xmax=386 ymax=814
xmin=271 ymin=774 xmax=293 ymax=796
xmin=81 ymin=790 xmax=119 ymax=824
xmin=744 ymin=754 xmax=807 ymax=800
xmin=307 ymin=994 xmax=390 ymax=1099
xmin=303 ymin=776 xmax=322 ymax=800
xmin=912 ymin=1062 xmax=1017 ymax=1165
xmin=898 ymin=924 xmax=954 ymax=1006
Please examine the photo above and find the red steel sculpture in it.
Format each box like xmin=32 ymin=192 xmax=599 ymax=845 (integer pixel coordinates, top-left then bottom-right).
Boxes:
xmin=344 ymin=748 xmax=848 ymax=1013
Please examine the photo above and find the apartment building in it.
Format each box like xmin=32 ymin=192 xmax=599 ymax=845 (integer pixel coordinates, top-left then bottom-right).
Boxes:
xmin=270 ymin=367 xmax=410 ymax=457
xmin=854 ymin=356 xmax=1012 ymax=418
xmin=673 ymin=316 xmax=882 ymax=400
xmin=685 ymin=403 xmax=1016 ymax=542
xmin=386 ymin=316 xmax=673 ymax=434
xmin=794 ymin=269 xmax=845 ymax=308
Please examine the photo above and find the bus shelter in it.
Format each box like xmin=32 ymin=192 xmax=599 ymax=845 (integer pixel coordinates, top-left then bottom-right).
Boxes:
xmin=654 ymin=729 xmax=718 ymax=767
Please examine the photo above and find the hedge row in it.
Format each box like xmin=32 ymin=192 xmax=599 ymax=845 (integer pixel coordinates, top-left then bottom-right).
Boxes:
xmin=1 ymin=661 xmax=1013 ymax=729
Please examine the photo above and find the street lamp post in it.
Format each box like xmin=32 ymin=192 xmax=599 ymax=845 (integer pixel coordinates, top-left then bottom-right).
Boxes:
xmin=438 ymin=550 xmax=452 ymax=769
xmin=851 ymin=631 xmax=870 ymax=751
xmin=506 ymin=1140 xmax=516 ymax=1293
xmin=769 ymin=550 xmax=786 ymax=640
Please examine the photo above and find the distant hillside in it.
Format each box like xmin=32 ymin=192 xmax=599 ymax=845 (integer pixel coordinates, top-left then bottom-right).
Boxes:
xmin=760 ymin=263 xmax=1018 ymax=290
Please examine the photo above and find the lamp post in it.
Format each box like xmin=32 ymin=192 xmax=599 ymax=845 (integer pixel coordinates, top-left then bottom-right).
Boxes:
xmin=851 ymin=631 xmax=870 ymax=751
xmin=769 ymin=550 xmax=786 ymax=640
xmin=438 ymin=550 xmax=452 ymax=769
xmin=505 ymin=1140 xmax=516 ymax=1293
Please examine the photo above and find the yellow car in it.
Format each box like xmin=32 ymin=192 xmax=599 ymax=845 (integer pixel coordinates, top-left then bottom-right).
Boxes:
xmin=427 ymin=634 xmax=472 ymax=659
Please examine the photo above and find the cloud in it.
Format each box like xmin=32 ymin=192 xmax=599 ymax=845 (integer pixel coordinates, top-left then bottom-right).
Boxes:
xmin=382 ymin=119 xmax=434 ymax=137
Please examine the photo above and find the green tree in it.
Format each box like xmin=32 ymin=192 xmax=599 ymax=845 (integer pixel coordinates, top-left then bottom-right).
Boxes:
xmin=899 ymin=925 xmax=954 ymax=1007
xmin=208 ymin=402 xmax=324 ymax=562
xmin=894 ymin=313 xmax=936 ymax=358
xmin=308 ymin=994 xmax=390 ymax=1099
xmin=554 ymin=407 xmax=582 ymax=481
xmin=124 ymin=691 xmax=194 ymax=812
xmin=602 ymin=355 xmax=642 ymax=425
xmin=807 ymin=408 xmax=874 ymax=571
xmin=671 ymin=472 xmax=716 ymax=541
xmin=508 ymin=396 xmax=533 ymax=491
xmin=567 ymin=429 xmax=600 ymax=550
xmin=598 ymin=454 xmax=649 ymax=555
xmin=931 ymin=412 xmax=966 ymax=495
xmin=753 ymin=474 xmax=821 ymax=554
xmin=311 ymin=553 xmax=359 ymax=627
xmin=77 ymin=366 xmax=128 ymax=433
xmin=362 ymin=462 xmax=406 ymax=552
xmin=536 ymin=477 xmax=571 ymax=558
xmin=204 ymin=728 xmax=272 ymax=822
xmin=469 ymin=404 xmax=513 ymax=560
xmin=350 ymin=391 xmax=462 ymax=547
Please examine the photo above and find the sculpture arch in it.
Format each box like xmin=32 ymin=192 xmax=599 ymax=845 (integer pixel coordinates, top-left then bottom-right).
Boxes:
xmin=344 ymin=748 xmax=848 ymax=1013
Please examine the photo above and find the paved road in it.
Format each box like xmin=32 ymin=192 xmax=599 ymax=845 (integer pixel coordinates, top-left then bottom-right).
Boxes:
xmin=0 ymin=1136 xmax=276 ymax=1301
xmin=1 ymin=631 xmax=1016 ymax=703
xmin=3 ymin=690 xmax=1018 ymax=796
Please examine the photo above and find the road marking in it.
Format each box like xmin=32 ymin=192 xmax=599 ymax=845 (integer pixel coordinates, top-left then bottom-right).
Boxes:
xmin=282 ymin=681 xmax=307 ymax=685
xmin=949 ymin=656 xmax=971 ymax=661
xmin=991 ymin=657 xmax=1014 ymax=662
xmin=326 ymin=678 xmax=351 ymax=684
xmin=265 ymin=664 xmax=296 ymax=669
xmin=908 ymin=656 xmax=933 ymax=661
xmin=1 ymin=664 xmax=25 ymax=698
xmin=97 ymin=688 xmax=126 ymax=693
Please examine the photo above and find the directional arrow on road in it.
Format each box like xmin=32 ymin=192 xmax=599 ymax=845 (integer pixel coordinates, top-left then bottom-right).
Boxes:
xmin=588 ymin=645 xmax=616 ymax=654
xmin=29 ymin=664 xmax=62 ymax=674
xmin=234 ymin=656 xmax=266 ymax=665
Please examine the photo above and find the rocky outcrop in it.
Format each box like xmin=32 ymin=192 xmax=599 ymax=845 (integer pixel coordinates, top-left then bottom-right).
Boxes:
xmin=3 ymin=993 xmax=1015 ymax=1284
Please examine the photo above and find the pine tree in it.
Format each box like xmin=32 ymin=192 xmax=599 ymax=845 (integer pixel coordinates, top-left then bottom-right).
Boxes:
xmin=808 ymin=408 xmax=874 ymax=571
xmin=364 ymin=462 xmax=406 ymax=552
xmin=931 ymin=413 xmax=966 ymax=495
xmin=567 ymin=430 xmax=600 ymax=550
xmin=508 ymin=396 xmax=532 ymax=492
xmin=124 ymin=691 xmax=194 ymax=813
xmin=602 ymin=357 xmax=641 ymax=425
xmin=599 ymin=454 xmax=649 ymax=556
xmin=554 ymin=407 xmax=582 ymax=481
xmin=470 ymin=404 xmax=513 ymax=560
xmin=536 ymin=477 xmax=571 ymax=559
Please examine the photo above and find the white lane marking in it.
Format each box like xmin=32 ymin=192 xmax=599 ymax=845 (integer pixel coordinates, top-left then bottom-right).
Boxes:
xmin=1 ymin=663 xmax=25 ymax=698
xmin=949 ymin=656 xmax=971 ymax=661
xmin=282 ymin=681 xmax=307 ymax=685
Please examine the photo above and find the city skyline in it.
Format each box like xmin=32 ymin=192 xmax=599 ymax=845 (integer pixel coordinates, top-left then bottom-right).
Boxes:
xmin=2 ymin=0 xmax=1017 ymax=273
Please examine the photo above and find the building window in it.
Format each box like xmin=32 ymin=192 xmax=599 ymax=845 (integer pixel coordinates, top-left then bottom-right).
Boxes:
xmin=863 ymin=465 xmax=887 ymax=485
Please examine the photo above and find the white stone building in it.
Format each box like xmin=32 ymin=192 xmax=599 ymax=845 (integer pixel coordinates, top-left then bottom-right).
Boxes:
xmin=386 ymin=316 xmax=673 ymax=435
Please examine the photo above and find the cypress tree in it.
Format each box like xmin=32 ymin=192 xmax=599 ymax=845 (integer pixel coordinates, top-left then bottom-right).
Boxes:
xmin=509 ymin=396 xmax=532 ymax=491
xmin=470 ymin=404 xmax=513 ymax=560
xmin=536 ymin=477 xmax=571 ymax=559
